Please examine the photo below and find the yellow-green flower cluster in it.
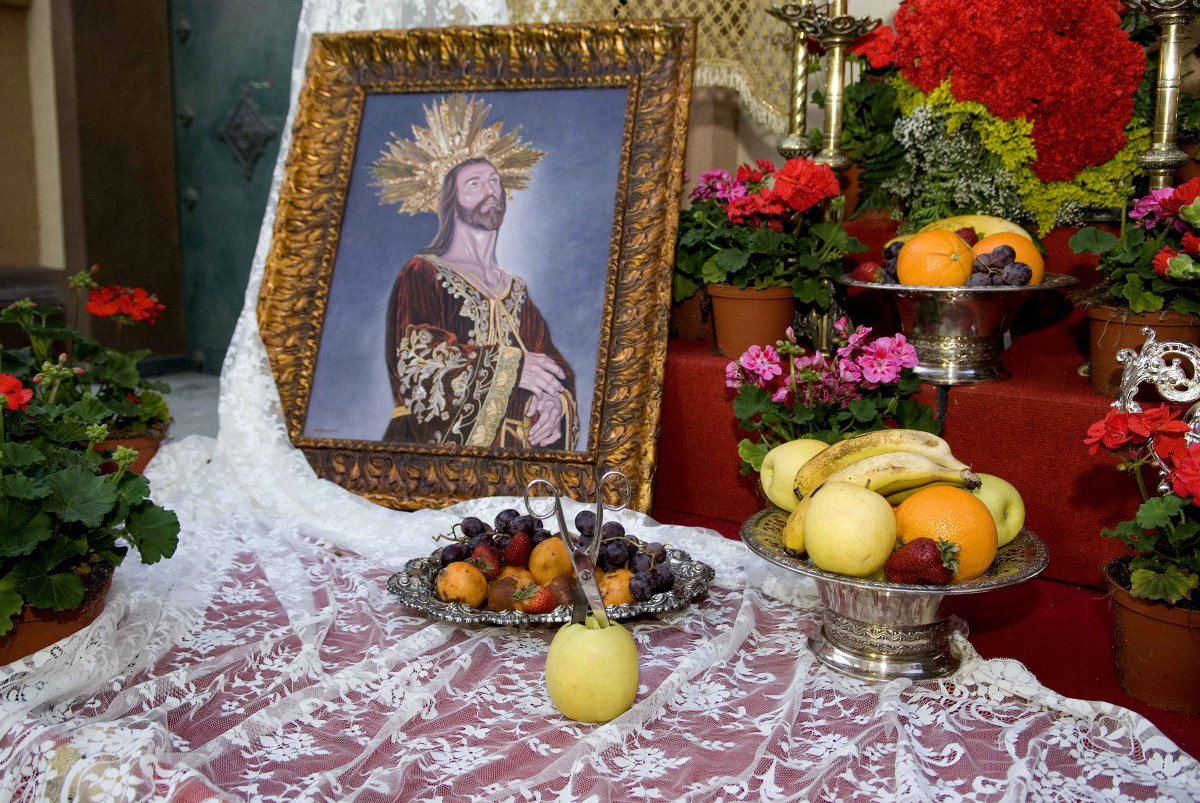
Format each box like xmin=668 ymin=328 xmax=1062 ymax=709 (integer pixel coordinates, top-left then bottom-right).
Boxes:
xmin=892 ymin=77 xmax=1146 ymax=232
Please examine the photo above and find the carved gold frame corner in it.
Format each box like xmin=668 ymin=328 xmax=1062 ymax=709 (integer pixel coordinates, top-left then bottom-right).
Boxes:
xmin=257 ymin=21 xmax=695 ymax=513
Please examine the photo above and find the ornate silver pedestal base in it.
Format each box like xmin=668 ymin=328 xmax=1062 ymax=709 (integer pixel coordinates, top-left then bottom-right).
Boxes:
xmin=741 ymin=508 xmax=1049 ymax=682
xmin=836 ymin=273 xmax=1077 ymax=386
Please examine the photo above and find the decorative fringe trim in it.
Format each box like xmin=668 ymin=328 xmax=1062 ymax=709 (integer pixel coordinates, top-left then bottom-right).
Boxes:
xmin=693 ymin=62 xmax=791 ymax=137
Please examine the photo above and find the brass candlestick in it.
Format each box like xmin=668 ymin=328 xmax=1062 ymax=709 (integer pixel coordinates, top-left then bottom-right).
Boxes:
xmin=768 ymin=1 xmax=818 ymax=159
xmin=775 ymin=1 xmax=879 ymax=174
xmin=1127 ymin=0 xmax=1200 ymax=189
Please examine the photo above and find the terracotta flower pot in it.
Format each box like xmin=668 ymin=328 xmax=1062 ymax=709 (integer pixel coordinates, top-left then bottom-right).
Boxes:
xmin=669 ymin=289 xmax=715 ymax=343
xmin=1085 ymin=305 xmax=1200 ymax=397
xmin=0 ymin=562 xmax=114 ymax=666
xmin=706 ymin=284 xmax=795 ymax=359
xmin=1105 ymin=563 xmax=1200 ymax=715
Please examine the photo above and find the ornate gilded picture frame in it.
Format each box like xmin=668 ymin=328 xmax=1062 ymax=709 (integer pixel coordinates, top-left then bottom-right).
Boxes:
xmin=257 ymin=22 xmax=694 ymax=512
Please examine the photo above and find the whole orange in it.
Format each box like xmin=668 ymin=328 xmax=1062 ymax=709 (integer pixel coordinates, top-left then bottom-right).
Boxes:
xmin=895 ymin=485 xmax=998 ymax=582
xmin=896 ymin=230 xmax=976 ymax=286
xmin=973 ymin=233 xmax=1044 ymax=285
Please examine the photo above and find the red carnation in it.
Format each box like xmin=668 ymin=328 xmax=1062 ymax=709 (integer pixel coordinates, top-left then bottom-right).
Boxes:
xmin=1183 ymin=232 xmax=1200 ymax=256
xmin=1154 ymin=247 xmax=1179 ymax=278
xmin=1161 ymin=177 xmax=1200 ymax=216
xmin=771 ymin=159 xmax=841 ymax=213
xmin=850 ymin=25 xmax=897 ymax=70
xmin=0 ymin=374 xmax=32 ymax=413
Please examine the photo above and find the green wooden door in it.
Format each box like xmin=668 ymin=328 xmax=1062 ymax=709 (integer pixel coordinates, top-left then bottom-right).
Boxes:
xmin=169 ymin=0 xmax=302 ymax=371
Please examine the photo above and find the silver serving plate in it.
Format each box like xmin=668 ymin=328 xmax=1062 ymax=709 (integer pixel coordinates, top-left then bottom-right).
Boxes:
xmin=741 ymin=507 xmax=1049 ymax=682
xmin=836 ymin=272 xmax=1077 ymax=384
xmin=387 ymin=547 xmax=715 ymax=626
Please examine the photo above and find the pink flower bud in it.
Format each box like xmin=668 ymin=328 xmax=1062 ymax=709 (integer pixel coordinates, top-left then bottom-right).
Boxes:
xmin=31 ymin=376 xmax=41 ymax=384
xmin=59 ymin=353 xmax=68 ymax=362
xmin=74 ymin=367 xmax=85 ymax=374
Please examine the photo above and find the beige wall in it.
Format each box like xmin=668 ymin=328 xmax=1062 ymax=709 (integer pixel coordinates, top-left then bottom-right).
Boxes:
xmin=0 ymin=3 xmax=40 ymax=266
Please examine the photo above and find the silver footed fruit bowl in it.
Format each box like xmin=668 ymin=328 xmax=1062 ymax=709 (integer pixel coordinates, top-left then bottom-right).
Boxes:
xmin=836 ymin=272 xmax=1077 ymax=385
xmin=741 ymin=507 xmax=1049 ymax=682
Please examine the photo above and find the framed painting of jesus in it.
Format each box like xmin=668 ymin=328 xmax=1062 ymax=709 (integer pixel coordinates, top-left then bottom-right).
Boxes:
xmin=257 ymin=21 xmax=694 ymax=511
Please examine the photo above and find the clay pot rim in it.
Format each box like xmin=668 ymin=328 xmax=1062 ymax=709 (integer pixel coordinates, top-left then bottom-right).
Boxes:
xmin=705 ymin=283 xmax=794 ymax=300
xmin=1084 ymin=304 xmax=1200 ymax=326
xmin=1104 ymin=560 xmax=1200 ymax=627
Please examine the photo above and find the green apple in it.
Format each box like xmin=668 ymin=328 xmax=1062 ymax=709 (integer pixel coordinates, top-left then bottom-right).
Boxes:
xmin=545 ymin=616 xmax=639 ymax=723
xmin=760 ymin=439 xmax=829 ymax=511
xmin=972 ymin=473 xmax=1025 ymax=547
xmin=803 ymin=481 xmax=897 ymax=577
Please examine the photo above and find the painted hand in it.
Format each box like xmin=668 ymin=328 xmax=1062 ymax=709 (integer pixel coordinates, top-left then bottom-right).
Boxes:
xmin=526 ymin=392 xmax=564 ymax=447
xmin=518 ymin=352 xmax=566 ymax=399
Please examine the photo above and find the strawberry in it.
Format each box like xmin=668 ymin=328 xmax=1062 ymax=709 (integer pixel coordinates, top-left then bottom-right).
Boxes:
xmin=884 ymin=538 xmax=960 ymax=585
xmin=954 ymin=227 xmax=979 ymax=247
xmin=513 ymin=583 xmax=558 ymax=614
xmin=847 ymin=261 xmax=884 ymax=283
xmin=502 ymin=531 xmax=532 ymax=568
xmin=468 ymin=544 xmax=502 ymax=581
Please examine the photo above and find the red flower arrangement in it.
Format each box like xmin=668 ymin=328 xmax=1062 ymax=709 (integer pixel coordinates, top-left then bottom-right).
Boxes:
xmin=1085 ymin=403 xmax=1200 ymax=604
xmin=849 ymin=25 xmax=896 ymax=70
xmin=891 ymin=0 xmax=1144 ymax=182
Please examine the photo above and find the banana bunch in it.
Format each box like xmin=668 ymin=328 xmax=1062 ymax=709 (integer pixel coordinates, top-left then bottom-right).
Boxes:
xmin=792 ymin=429 xmax=979 ymax=504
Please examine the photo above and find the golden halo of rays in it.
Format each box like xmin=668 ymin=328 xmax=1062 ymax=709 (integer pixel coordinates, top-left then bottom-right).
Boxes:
xmin=369 ymin=94 xmax=546 ymax=216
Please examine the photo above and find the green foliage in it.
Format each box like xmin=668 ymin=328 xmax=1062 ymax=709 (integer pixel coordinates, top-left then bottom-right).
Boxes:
xmin=1101 ymin=493 xmax=1200 ymax=606
xmin=1073 ymin=219 xmax=1200 ymax=316
xmin=0 ymin=333 xmax=182 ymax=635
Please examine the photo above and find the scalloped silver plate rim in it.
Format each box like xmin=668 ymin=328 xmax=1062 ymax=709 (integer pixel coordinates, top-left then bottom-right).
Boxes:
xmin=386 ymin=547 xmax=716 ymax=626
xmin=835 ymin=271 xmax=1078 ymax=293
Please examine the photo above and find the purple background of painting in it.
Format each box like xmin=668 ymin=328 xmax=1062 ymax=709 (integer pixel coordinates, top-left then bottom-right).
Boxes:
xmin=304 ymin=88 xmax=628 ymax=449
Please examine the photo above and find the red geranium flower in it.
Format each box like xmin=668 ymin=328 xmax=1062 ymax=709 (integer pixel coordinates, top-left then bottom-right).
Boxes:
xmin=1167 ymin=442 xmax=1200 ymax=501
xmin=1183 ymin=232 xmax=1200 ymax=256
xmin=771 ymin=159 xmax=841 ymax=213
xmin=127 ymin=288 xmax=165 ymax=324
xmin=1084 ymin=407 xmax=1137 ymax=454
xmin=850 ymin=25 xmax=897 ymax=69
xmin=1161 ymin=177 xmax=1200 ymax=216
xmin=85 ymin=285 xmax=164 ymax=324
xmin=1128 ymin=404 xmax=1193 ymax=439
xmin=0 ymin=374 xmax=32 ymax=413
xmin=1153 ymin=247 xmax=1179 ymax=278
xmin=86 ymin=285 xmax=125 ymax=318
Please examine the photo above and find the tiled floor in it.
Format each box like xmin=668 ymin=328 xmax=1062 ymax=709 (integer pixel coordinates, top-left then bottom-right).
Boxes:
xmin=160 ymin=372 xmax=220 ymax=441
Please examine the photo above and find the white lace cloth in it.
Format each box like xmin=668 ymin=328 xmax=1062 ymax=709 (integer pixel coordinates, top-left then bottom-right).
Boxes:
xmin=1 ymin=1 xmax=1199 ymax=800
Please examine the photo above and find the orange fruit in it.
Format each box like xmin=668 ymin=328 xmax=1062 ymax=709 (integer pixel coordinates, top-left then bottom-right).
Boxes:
xmin=895 ymin=230 xmax=976 ymax=286
xmin=894 ymin=485 xmax=998 ymax=582
xmin=973 ymin=233 xmax=1044 ymax=285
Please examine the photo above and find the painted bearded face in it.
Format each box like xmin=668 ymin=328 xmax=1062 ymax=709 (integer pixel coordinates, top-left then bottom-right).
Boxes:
xmin=454 ymin=161 xmax=506 ymax=231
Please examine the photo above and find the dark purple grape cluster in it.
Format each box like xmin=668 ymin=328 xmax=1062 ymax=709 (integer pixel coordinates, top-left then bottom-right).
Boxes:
xmin=880 ymin=241 xmax=903 ymax=284
xmin=970 ymin=244 xmax=1033 ymax=287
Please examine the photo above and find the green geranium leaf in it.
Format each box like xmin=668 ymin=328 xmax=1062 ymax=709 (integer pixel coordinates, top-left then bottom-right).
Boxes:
xmin=1122 ymin=274 xmax=1164 ymax=313
xmin=1129 ymin=565 xmax=1199 ymax=604
xmin=810 ymin=221 xmax=851 ymax=252
xmin=792 ymin=277 xmax=829 ymax=307
xmin=895 ymin=400 xmax=941 ymax=434
xmin=1173 ymin=295 xmax=1200 ymax=316
xmin=1102 ymin=519 xmax=1150 ymax=550
xmin=125 ymin=502 xmax=180 ymax=564
xmin=737 ymin=439 xmax=772 ymax=473
xmin=67 ymin=397 xmax=112 ymax=424
xmin=700 ymin=255 xmax=727 ymax=285
xmin=847 ymin=398 xmax=879 ymax=423
xmin=0 ymin=572 xmax=24 ymax=637
xmin=715 ymin=249 xmax=750 ymax=277
xmin=0 ymin=499 xmax=54 ymax=557
xmin=673 ymin=274 xmax=700 ymax=304
xmin=116 ymin=473 xmax=151 ymax=507
xmin=44 ymin=419 xmax=90 ymax=445
xmin=731 ymin=385 xmax=773 ymax=421
xmin=44 ymin=466 xmax=118 ymax=528
xmin=1135 ymin=495 xmax=1184 ymax=529
xmin=12 ymin=565 xmax=86 ymax=611
xmin=0 ymin=443 xmax=45 ymax=469
xmin=1069 ymin=227 xmax=1119 ymax=255
xmin=93 ymin=351 xmax=140 ymax=389
xmin=2 ymin=474 xmax=50 ymax=502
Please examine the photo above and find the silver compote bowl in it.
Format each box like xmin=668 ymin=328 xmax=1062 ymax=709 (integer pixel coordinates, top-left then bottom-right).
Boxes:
xmin=836 ymin=272 xmax=1077 ymax=384
xmin=741 ymin=507 xmax=1049 ymax=682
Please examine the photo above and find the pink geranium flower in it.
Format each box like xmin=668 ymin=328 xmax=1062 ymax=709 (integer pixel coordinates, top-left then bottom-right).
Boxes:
xmin=771 ymin=385 xmax=791 ymax=403
xmin=739 ymin=345 xmax=782 ymax=384
xmin=691 ymin=169 xmax=732 ymax=201
xmin=857 ymin=337 xmax=904 ymax=385
xmin=724 ymin=361 xmax=743 ymax=389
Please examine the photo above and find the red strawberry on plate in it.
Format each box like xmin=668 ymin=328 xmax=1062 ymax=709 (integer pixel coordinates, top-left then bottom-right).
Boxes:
xmin=513 ymin=583 xmax=558 ymax=614
xmin=884 ymin=537 xmax=960 ymax=585
xmin=847 ymin=261 xmax=884 ymax=283
xmin=469 ymin=544 xmax=502 ymax=581
xmin=502 ymin=531 xmax=532 ymax=569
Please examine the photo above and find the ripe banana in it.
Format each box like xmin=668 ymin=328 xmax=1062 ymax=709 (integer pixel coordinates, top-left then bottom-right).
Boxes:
xmin=916 ymin=214 xmax=1033 ymax=242
xmin=793 ymin=429 xmax=970 ymax=501
xmin=883 ymin=481 xmax=959 ymax=506
xmin=782 ymin=496 xmax=812 ymax=554
xmin=816 ymin=451 xmax=981 ymax=498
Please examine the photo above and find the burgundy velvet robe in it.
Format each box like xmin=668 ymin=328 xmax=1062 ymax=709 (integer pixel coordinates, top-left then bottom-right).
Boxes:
xmin=383 ymin=255 xmax=578 ymax=449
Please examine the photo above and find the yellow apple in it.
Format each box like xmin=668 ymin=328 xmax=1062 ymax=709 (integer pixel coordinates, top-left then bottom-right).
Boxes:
xmin=545 ymin=616 xmax=638 ymax=723
xmin=972 ymin=473 xmax=1025 ymax=547
xmin=803 ymin=481 xmax=898 ymax=577
xmin=760 ymin=439 xmax=829 ymax=511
